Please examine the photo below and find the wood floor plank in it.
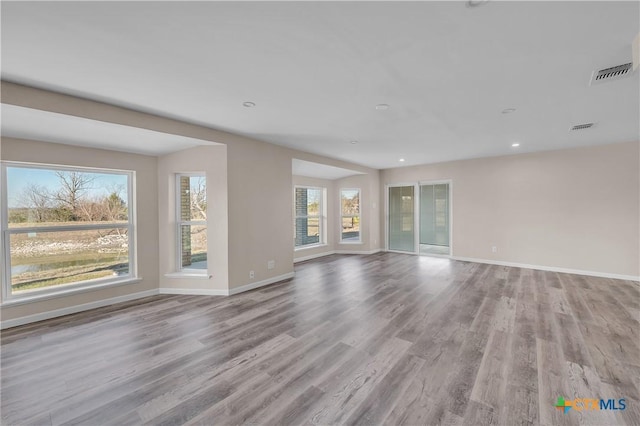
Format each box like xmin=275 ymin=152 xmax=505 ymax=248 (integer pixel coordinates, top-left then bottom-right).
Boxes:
xmin=463 ymin=400 xmax=498 ymax=425
xmin=558 ymin=273 xmax=596 ymax=324
xmin=345 ymin=353 xmax=425 ymax=425
xmin=385 ymin=380 xmax=464 ymax=425
xmin=303 ymin=337 xmax=413 ymax=425
xmin=470 ymin=330 xmax=511 ymax=411
xmin=547 ymin=285 xmax=573 ymax=315
xmin=577 ymin=321 xmax=640 ymax=396
xmin=562 ymin=361 xmax=620 ymax=426
xmin=185 ymin=341 xmax=358 ymax=425
xmin=499 ymin=383 xmax=538 ymax=426
xmin=536 ymin=338 xmax=574 ymax=426
xmin=1 ymin=253 xmax=638 ymax=426
xmin=133 ymin=333 xmax=297 ymax=423
xmin=263 ymin=385 xmax=325 ymax=425
xmin=441 ymin=330 xmax=490 ymax=417
xmin=553 ymin=312 xmax=594 ymax=368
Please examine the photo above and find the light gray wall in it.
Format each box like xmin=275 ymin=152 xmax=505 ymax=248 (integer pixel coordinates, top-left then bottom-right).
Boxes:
xmin=157 ymin=145 xmax=228 ymax=291
xmin=0 ymin=137 xmax=160 ymax=321
xmin=381 ymin=141 xmax=640 ymax=278
xmin=0 ymin=81 xmax=380 ymax=323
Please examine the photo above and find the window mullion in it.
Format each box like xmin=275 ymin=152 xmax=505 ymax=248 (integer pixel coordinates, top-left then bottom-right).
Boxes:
xmin=6 ymin=223 xmax=129 ymax=234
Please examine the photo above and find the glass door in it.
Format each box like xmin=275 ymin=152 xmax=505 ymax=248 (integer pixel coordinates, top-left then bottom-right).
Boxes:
xmin=419 ymin=183 xmax=450 ymax=255
xmin=388 ymin=186 xmax=416 ymax=252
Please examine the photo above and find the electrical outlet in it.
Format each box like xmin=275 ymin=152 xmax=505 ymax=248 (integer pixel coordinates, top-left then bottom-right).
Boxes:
xmin=267 ymin=260 xmax=275 ymax=270
xmin=492 ymin=246 xmax=497 ymax=253
xmin=249 ymin=270 xmax=255 ymax=279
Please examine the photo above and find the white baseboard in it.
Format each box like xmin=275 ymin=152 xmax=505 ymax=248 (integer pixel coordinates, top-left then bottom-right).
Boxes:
xmin=294 ymin=248 xmax=382 ymax=263
xmin=0 ymin=289 xmax=159 ymax=330
xmin=294 ymin=251 xmax=336 ymax=263
xmin=228 ymin=272 xmax=295 ymax=295
xmin=451 ymin=256 xmax=640 ymax=282
xmin=8 ymin=251 xmax=628 ymax=330
xmin=335 ymin=248 xmax=382 ymax=255
xmin=158 ymin=288 xmax=227 ymax=296
xmin=0 ymin=272 xmax=297 ymax=329
xmin=160 ymin=272 xmax=296 ymax=296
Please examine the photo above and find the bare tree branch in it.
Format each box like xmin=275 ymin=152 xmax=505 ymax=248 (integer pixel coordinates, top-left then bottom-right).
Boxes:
xmin=53 ymin=171 xmax=95 ymax=220
xmin=190 ymin=177 xmax=207 ymax=220
xmin=18 ymin=184 xmax=52 ymax=222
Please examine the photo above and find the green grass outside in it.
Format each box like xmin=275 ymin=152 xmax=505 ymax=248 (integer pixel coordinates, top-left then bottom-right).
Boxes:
xmin=12 ymin=256 xmax=129 ymax=291
xmin=11 ymin=250 xmax=123 ymax=266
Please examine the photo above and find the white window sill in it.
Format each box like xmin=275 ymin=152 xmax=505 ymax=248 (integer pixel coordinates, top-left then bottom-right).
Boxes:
xmin=294 ymin=243 xmax=328 ymax=252
xmin=1 ymin=277 xmax=142 ymax=307
xmin=164 ymin=272 xmax=211 ymax=279
xmin=339 ymin=241 xmax=363 ymax=245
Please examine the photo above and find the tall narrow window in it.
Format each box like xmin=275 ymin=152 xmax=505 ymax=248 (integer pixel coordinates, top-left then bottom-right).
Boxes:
xmin=177 ymin=174 xmax=207 ymax=272
xmin=340 ymin=188 xmax=360 ymax=242
xmin=294 ymin=186 xmax=325 ymax=248
xmin=1 ymin=162 xmax=135 ymax=299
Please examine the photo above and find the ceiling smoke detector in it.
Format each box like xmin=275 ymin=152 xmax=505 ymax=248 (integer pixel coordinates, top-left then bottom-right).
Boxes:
xmin=589 ymin=63 xmax=633 ymax=86
xmin=570 ymin=123 xmax=595 ymax=131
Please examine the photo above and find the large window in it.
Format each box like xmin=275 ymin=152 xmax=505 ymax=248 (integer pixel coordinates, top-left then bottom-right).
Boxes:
xmin=340 ymin=188 xmax=361 ymax=242
xmin=1 ymin=162 xmax=135 ymax=299
xmin=177 ymin=174 xmax=207 ymax=272
xmin=294 ymin=186 xmax=325 ymax=248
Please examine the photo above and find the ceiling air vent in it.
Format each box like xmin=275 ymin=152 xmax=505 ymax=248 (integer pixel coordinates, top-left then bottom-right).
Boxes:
xmin=570 ymin=123 xmax=595 ymax=131
xmin=589 ymin=63 xmax=633 ymax=86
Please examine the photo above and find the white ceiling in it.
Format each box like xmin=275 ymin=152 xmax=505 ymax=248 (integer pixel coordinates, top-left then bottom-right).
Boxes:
xmin=292 ymin=159 xmax=365 ymax=180
xmin=1 ymin=1 xmax=638 ymax=169
xmin=1 ymin=104 xmax=217 ymax=156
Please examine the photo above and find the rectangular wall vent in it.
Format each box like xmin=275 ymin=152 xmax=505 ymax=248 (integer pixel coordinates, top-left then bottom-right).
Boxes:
xmin=570 ymin=123 xmax=595 ymax=131
xmin=589 ymin=63 xmax=633 ymax=85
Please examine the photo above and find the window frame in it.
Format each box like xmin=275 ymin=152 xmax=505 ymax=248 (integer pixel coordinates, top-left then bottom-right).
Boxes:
xmin=175 ymin=173 xmax=208 ymax=274
xmin=1 ymin=161 xmax=137 ymax=302
xmin=294 ymin=185 xmax=326 ymax=249
xmin=340 ymin=188 xmax=362 ymax=243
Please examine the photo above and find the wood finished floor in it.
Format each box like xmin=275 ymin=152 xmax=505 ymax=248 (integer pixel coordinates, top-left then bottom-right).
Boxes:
xmin=1 ymin=253 xmax=639 ymax=426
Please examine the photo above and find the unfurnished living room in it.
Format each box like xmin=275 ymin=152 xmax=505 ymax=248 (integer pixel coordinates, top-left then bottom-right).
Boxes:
xmin=0 ymin=1 xmax=639 ymax=425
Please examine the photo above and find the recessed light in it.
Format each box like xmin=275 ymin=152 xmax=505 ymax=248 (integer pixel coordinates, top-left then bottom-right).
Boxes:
xmin=243 ymin=101 xmax=255 ymax=108
xmin=511 ymin=143 xmax=520 ymax=147
xmin=502 ymin=108 xmax=516 ymax=114
xmin=350 ymin=140 xmax=358 ymax=144
xmin=399 ymin=158 xmax=405 ymax=162
xmin=375 ymin=104 xmax=390 ymax=110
